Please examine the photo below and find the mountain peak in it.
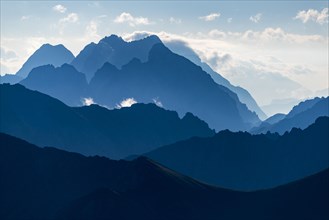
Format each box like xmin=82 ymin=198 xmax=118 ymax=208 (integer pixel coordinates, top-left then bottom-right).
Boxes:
xmin=100 ymin=35 xmax=125 ymax=45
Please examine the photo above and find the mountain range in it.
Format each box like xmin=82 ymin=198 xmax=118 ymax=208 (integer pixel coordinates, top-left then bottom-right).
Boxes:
xmin=252 ymin=97 xmax=329 ymax=134
xmin=142 ymin=116 xmax=329 ymax=190
xmin=1 ymin=132 xmax=328 ymax=220
xmin=0 ymin=83 xmax=214 ymax=159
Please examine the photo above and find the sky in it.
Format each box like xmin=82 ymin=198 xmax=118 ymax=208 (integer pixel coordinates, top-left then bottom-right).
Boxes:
xmin=1 ymin=0 xmax=328 ymax=107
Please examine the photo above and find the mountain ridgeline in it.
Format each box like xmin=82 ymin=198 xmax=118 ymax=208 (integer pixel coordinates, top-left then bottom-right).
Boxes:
xmin=1 ymin=133 xmax=328 ymax=220
xmin=144 ymin=116 xmax=329 ymax=190
xmin=0 ymin=83 xmax=214 ymax=159
xmin=15 ymin=35 xmax=261 ymax=131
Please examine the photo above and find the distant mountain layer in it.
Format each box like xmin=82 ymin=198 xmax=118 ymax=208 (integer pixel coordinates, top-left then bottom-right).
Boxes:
xmin=0 ymin=83 xmax=214 ymax=159
xmin=252 ymin=97 xmax=329 ymax=134
xmin=144 ymin=117 xmax=329 ymax=190
xmin=0 ymin=74 xmax=22 ymax=84
xmin=89 ymin=43 xmax=260 ymax=131
xmin=16 ymin=44 xmax=74 ymax=78
xmin=164 ymin=40 xmax=267 ymax=120
xmin=1 ymin=133 xmax=328 ymax=220
xmin=20 ymin=64 xmax=88 ymax=106
xmin=71 ymin=35 xmax=162 ymax=81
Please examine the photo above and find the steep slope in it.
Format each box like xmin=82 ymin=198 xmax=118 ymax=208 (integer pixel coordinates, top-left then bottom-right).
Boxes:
xmin=144 ymin=117 xmax=329 ymax=190
xmin=89 ymin=43 xmax=260 ymax=131
xmin=16 ymin=43 xmax=74 ymax=78
xmin=0 ymin=84 xmax=214 ymax=159
xmin=20 ymin=64 xmax=88 ymax=106
xmin=71 ymin=35 xmax=161 ymax=81
xmin=1 ymin=133 xmax=328 ymax=220
xmin=253 ymin=97 xmax=329 ymax=134
xmin=164 ymin=40 xmax=267 ymax=120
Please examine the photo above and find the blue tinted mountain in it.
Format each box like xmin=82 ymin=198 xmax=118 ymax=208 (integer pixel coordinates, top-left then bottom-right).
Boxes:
xmin=0 ymin=74 xmax=22 ymax=84
xmin=20 ymin=64 xmax=88 ymax=106
xmin=71 ymin=35 xmax=161 ymax=81
xmin=16 ymin=43 xmax=74 ymax=78
xmin=0 ymin=84 xmax=214 ymax=159
xmin=253 ymin=97 xmax=329 ymax=134
xmin=1 ymin=133 xmax=328 ymax=220
xmin=164 ymin=40 xmax=267 ymax=120
xmin=89 ymin=43 xmax=260 ymax=131
xmin=144 ymin=117 xmax=329 ymax=191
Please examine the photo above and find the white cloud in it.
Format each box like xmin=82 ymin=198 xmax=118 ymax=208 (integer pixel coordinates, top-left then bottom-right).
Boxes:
xmin=208 ymin=29 xmax=227 ymax=38
xmin=116 ymin=98 xmax=137 ymax=108
xmin=249 ymin=13 xmax=262 ymax=23
xmin=152 ymin=98 xmax=163 ymax=107
xmin=21 ymin=15 xmax=31 ymax=21
xmin=82 ymin=97 xmax=95 ymax=106
xmin=294 ymin=8 xmax=328 ymax=25
xmin=199 ymin=13 xmax=220 ymax=21
xmin=114 ymin=12 xmax=152 ymax=27
xmin=53 ymin=4 xmax=67 ymax=13
xmin=169 ymin=17 xmax=182 ymax=24
xmin=227 ymin=18 xmax=233 ymax=23
xmin=59 ymin=13 xmax=79 ymax=24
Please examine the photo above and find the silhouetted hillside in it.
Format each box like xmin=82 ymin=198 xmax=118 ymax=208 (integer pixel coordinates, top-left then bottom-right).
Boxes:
xmin=16 ymin=43 xmax=74 ymax=78
xmin=253 ymin=97 xmax=329 ymax=134
xmin=89 ymin=43 xmax=260 ymax=131
xmin=20 ymin=64 xmax=88 ymax=106
xmin=0 ymin=74 xmax=22 ymax=84
xmin=0 ymin=84 xmax=214 ymax=159
xmin=144 ymin=117 xmax=329 ymax=190
xmin=0 ymin=133 xmax=328 ymax=220
xmin=71 ymin=35 xmax=161 ymax=81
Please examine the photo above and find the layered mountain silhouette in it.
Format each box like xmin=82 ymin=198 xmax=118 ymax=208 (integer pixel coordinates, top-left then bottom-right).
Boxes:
xmin=16 ymin=43 xmax=74 ymax=78
xmin=143 ymin=117 xmax=329 ymax=190
xmin=20 ymin=64 xmax=88 ymax=106
xmin=0 ymin=74 xmax=22 ymax=84
xmin=71 ymin=35 xmax=161 ymax=81
xmin=164 ymin=39 xmax=267 ymax=120
xmin=89 ymin=42 xmax=260 ymax=131
xmin=1 ymin=133 xmax=328 ymax=220
xmin=0 ymin=84 xmax=214 ymax=159
xmin=252 ymin=97 xmax=329 ymax=134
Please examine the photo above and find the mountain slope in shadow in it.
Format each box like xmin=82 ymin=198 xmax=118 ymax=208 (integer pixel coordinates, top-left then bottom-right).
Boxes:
xmin=0 ymin=133 xmax=328 ymax=220
xmin=89 ymin=43 xmax=260 ymax=131
xmin=0 ymin=83 xmax=214 ymax=159
xmin=144 ymin=117 xmax=329 ymax=190
xmin=20 ymin=64 xmax=88 ymax=106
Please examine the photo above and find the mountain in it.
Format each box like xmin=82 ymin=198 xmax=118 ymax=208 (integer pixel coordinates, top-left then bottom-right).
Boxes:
xmin=143 ymin=117 xmax=329 ymax=191
xmin=253 ymin=97 xmax=329 ymax=134
xmin=20 ymin=64 xmax=88 ymax=106
xmin=1 ymin=133 xmax=328 ymax=220
xmin=71 ymin=35 xmax=161 ymax=81
xmin=0 ymin=74 xmax=22 ymax=84
xmin=0 ymin=83 xmax=214 ymax=159
xmin=263 ymin=113 xmax=286 ymax=124
xmin=16 ymin=43 xmax=74 ymax=78
xmin=260 ymin=98 xmax=302 ymax=116
xmin=89 ymin=43 xmax=260 ymax=131
xmin=164 ymin=40 xmax=267 ymax=120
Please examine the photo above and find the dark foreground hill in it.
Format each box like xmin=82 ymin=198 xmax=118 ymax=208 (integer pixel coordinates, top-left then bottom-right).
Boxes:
xmin=0 ymin=83 xmax=213 ymax=159
xmin=0 ymin=133 xmax=328 ymax=220
xmin=144 ymin=117 xmax=329 ymax=190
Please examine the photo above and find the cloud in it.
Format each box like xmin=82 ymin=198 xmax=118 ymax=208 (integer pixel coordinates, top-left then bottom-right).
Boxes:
xmin=294 ymin=8 xmax=328 ymax=25
xmin=249 ymin=13 xmax=262 ymax=23
xmin=227 ymin=18 xmax=233 ymax=23
xmin=169 ymin=17 xmax=182 ymax=24
xmin=116 ymin=98 xmax=137 ymax=108
xmin=21 ymin=15 xmax=31 ymax=21
xmin=114 ymin=12 xmax=152 ymax=27
xmin=199 ymin=13 xmax=220 ymax=21
xmin=59 ymin=13 xmax=79 ymax=24
xmin=53 ymin=4 xmax=67 ymax=13
xmin=82 ymin=97 xmax=96 ymax=106
xmin=208 ymin=29 xmax=227 ymax=38
xmin=152 ymin=98 xmax=163 ymax=107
